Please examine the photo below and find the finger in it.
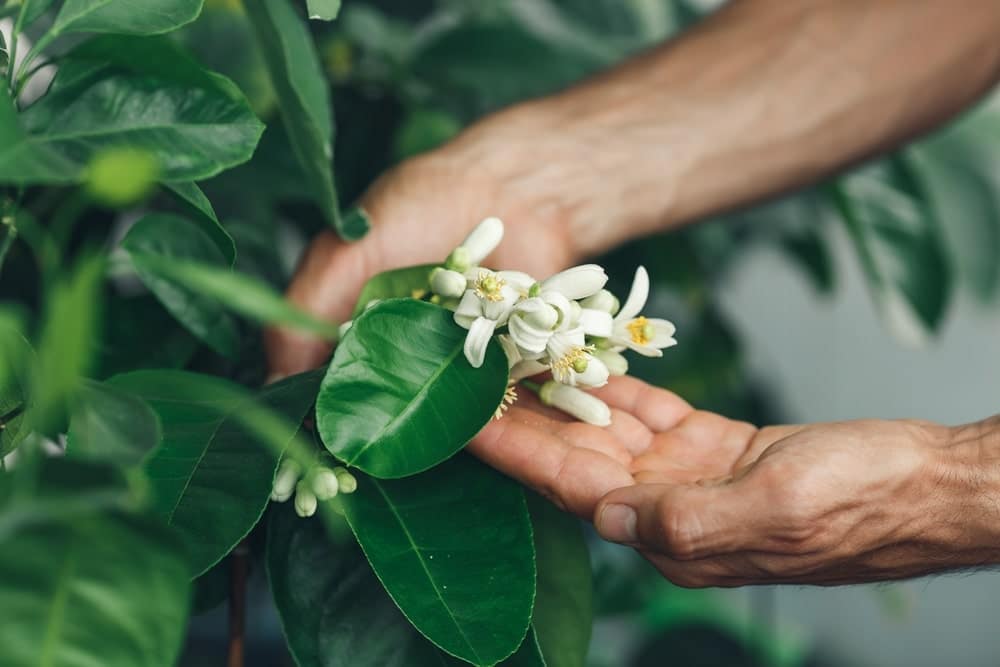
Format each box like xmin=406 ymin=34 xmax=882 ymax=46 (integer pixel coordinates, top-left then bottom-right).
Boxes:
xmin=594 ymin=480 xmax=766 ymax=560
xmin=469 ymin=408 xmax=634 ymax=519
xmin=589 ymin=376 xmax=693 ymax=434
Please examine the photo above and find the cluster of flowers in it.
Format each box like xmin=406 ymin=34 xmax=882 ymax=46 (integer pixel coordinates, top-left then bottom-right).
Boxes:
xmin=431 ymin=217 xmax=678 ymax=426
xmin=270 ymin=459 xmax=358 ymax=518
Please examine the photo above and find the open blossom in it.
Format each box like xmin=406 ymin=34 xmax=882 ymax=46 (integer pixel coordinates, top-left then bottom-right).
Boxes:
xmin=546 ymin=329 xmax=609 ymax=388
xmin=608 ymin=266 xmax=677 ymax=357
xmin=454 ymin=269 xmax=534 ymax=368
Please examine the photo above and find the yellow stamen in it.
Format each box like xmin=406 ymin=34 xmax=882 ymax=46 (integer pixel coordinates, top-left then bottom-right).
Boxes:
xmin=494 ymin=384 xmax=518 ymax=420
xmin=550 ymin=345 xmax=595 ymax=382
xmin=474 ymin=271 xmax=506 ymax=302
xmin=627 ymin=316 xmax=653 ymax=345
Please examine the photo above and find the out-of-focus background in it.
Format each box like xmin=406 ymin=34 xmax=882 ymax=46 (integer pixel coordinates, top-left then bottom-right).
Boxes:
xmin=169 ymin=0 xmax=1000 ymax=664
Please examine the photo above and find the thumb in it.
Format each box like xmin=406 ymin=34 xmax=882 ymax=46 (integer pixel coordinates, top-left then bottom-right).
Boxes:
xmin=594 ymin=481 xmax=762 ymax=560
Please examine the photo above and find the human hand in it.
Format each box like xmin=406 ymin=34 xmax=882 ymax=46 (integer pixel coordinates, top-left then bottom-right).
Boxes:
xmin=472 ymin=376 xmax=994 ymax=587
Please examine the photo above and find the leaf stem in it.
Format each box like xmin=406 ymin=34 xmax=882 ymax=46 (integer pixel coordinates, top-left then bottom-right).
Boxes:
xmin=0 ymin=202 xmax=17 ymax=277
xmin=226 ymin=539 xmax=250 ymax=667
xmin=13 ymin=29 xmax=55 ymax=93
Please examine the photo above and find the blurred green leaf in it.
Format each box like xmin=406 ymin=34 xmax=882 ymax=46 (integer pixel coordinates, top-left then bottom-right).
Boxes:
xmin=110 ymin=369 xmax=322 ymax=576
xmin=526 ymin=494 xmax=592 ymax=667
xmin=129 ymin=255 xmax=340 ymax=340
xmin=20 ymin=35 xmax=263 ymax=182
xmin=163 ymin=181 xmax=237 ymax=266
xmin=0 ymin=512 xmax=191 ymax=667
xmin=306 ymin=0 xmax=340 ymax=20
xmin=0 ymin=332 xmax=32 ymax=458
xmin=341 ymin=454 xmax=535 ymax=666
xmin=394 ymin=108 xmax=462 ymax=160
xmin=0 ymin=85 xmax=79 ymax=185
xmin=831 ymin=157 xmax=952 ymax=341
xmin=268 ymin=503 xmax=461 ymax=667
xmin=95 ymin=293 xmax=199 ymax=379
xmin=352 ymin=264 xmax=435 ymax=318
xmin=245 ymin=0 xmax=363 ymax=239
xmin=122 ymin=213 xmax=240 ymax=359
xmin=66 ymin=379 xmax=162 ymax=467
xmin=318 ymin=300 xmax=508 ymax=478
xmin=31 ymin=255 xmax=105 ymax=434
xmin=51 ymin=0 xmax=203 ymax=35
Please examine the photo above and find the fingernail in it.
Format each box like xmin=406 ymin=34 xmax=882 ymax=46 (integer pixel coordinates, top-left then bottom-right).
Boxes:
xmin=598 ymin=504 xmax=637 ymax=543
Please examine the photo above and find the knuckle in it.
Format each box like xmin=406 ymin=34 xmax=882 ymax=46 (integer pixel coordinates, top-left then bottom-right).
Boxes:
xmin=657 ymin=498 xmax=702 ymax=560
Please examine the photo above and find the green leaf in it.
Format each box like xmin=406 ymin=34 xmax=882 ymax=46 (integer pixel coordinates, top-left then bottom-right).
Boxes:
xmin=52 ymin=0 xmax=203 ymax=36
xmin=0 ymin=84 xmax=79 ymax=185
xmin=0 ymin=333 xmax=32 ymax=458
xmin=95 ymin=293 xmax=199 ymax=379
xmin=305 ymin=0 xmax=340 ymax=21
xmin=0 ymin=512 xmax=191 ymax=667
xmin=267 ymin=503 xmax=460 ymax=667
xmin=20 ymin=35 xmax=263 ymax=183
xmin=127 ymin=256 xmax=340 ymax=340
xmin=526 ymin=494 xmax=592 ymax=667
xmin=31 ymin=255 xmax=105 ymax=434
xmin=110 ymin=369 xmax=322 ymax=576
xmin=317 ymin=299 xmax=508 ymax=478
xmin=245 ymin=0 xmax=358 ymax=239
xmin=66 ymin=379 xmax=162 ymax=467
xmin=352 ymin=264 xmax=436 ymax=318
xmin=831 ymin=157 xmax=953 ymax=341
xmin=341 ymin=454 xmax=535 ymax=665
xmin=163 ymin=181 xmax=237 ymax=266
xmin=121 ymin=213 xmax=240 ymax=359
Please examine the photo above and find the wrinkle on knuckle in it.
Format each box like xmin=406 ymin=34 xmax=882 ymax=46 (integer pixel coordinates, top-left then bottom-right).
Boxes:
xmin=657 ymin=497 xmax=703 ymax=560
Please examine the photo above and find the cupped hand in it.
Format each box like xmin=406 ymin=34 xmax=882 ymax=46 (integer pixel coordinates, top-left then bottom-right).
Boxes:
xmin=471 ymin=375 xmax=958 ymax=587
xmin=265 ymin=146 xmax=577 ymax=379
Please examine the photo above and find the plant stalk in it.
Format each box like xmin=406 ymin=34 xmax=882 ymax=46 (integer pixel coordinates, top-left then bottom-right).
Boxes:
xmin=226 ymin=540 xmax=250 ymax=667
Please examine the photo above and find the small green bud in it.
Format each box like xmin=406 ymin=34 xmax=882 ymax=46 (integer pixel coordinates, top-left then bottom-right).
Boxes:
xmin=85 ymin=147 xmax=160 ymax=208
xmin=528 ymin=282 xmax=542 ymax=298
xmin=333 ymin=467 xmax=358 ymax=494
xmin=445 ymin=246 xmax=471 ymax=273
xmin=310 ymin=468 xmax=340 ymax=501
xmin=294 ymin=481 xmax=318 ymax=518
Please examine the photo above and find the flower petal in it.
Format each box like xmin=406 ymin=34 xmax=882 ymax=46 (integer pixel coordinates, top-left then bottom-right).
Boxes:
xmin=460 ymin=217 xmax=504 ymax=265
xmin=510 ymin=359 xmax=549 ymax=381
xmin=541 ymin=264 xmax=608 ymax=300
xmin=508 ymin=313 xmax=553 ymax=354
xmin=453 ymin=290 xmax=482 ymax=328
xmin=464 ymin=316 xmax=497 ymax=368
xmin=573 ymin=356 xmax=609 ymax=389
xmin=578 ymin=308 xmax=613 ymax=338
xmin=616 ymin=265 xmax=649 ymax=322
xmin=594 ymin=349 xmax=628 ymax=376
xmin=498 ymin=270 xmax=536 ymax=294
xmin=648 ymin=318 xmax=678 ymax=348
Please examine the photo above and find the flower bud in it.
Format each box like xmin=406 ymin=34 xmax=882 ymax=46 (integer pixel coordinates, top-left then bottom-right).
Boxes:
xmin=429 ymin=267 xmax=468 ymax=298
xmin=540 ymin=265 xmax=608 ymax=300
xmin=445 ymin=246 xmax=472 ymax=273
xmin=294 ymin=481 xmax=318 ymax=518
xmin=539 ymin=381 xmax=611 ymax=426
xmin=594 ymin=349 xmax=628 ymax=376
xmin=271 ymin=459 xmax=301 ymax=501
xmin=333 ymin=467 xmax=358 ymax=494
xmin=310 ymin=467 xmax=340 ymax=500
xmin=580 ymin=289 xmax=620 ymax=315
xmin=458 ymin=217 xmax=504 ymax=266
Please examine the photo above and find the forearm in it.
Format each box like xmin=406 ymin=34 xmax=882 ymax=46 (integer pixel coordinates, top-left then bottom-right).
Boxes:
xmin=450 ymin=0 xmax=1000 ymax=256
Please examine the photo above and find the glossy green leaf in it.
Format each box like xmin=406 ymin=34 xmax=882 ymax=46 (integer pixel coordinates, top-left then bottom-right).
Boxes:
xmin=66 ymin=379 xmax=162 ymax=467
xmin=110 ymin=369 xmax=322 ymax=576
xmin=317 ymin=299 xmax=508 ymax=478
xmin=163 ymin=181 xmax=237 ymax=266
xmin=526 ymin=494 xmax=592 ymax=667
xmin=352 ymin=264 xmax=436 ymax=318
xmin=0 ymin=512 xmax=190 ymax=667
xmin=121 ymin=213 xmax=240 ymax=358
xmin=20 ymin=0 xmax=60 ymax=27
xmin=31 ymin=256 xmax=105 ymax=434
xmin=341 ymin=454 xmax=535 ymax=665
xmin=831 ymin=157 xmax=952 ymax=341
xmin=305 ymin=0 xmax=340 ymax=20
xmin=268 ymin=503 xmax=460 ymax=667
xmin=0 ymin=84 xmax=78 ymax=185
xmin=128 ymin=256 xmax=340 ymax=340
xmin=95 ymin=293 xmax=199 ymax=379
xmin=0 ymin=333 xmax=32 ymax=458
xmin=20 ymin=35 xmax=263 ymax=182
xmin=52 ymin=0 xmax=202 ymax=35
xmin=245 ymin=0 xmax=358 ymax=239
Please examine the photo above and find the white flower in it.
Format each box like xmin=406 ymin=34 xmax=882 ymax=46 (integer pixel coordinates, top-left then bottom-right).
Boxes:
xmin=462 ymin=316 xmax=498 ymax=368
xmin=333 ymin=467 xmax=358 ymax=494
xmin=546 ymin=328 xmax=609 ymax=388
xmin=448 ymin=217 xmax=504 ymax=271
xmin=609 ymin=266 xmax=677 ymax=357
xmin=594 ymin=349 xmax=628 ymax=376
xmin=507 ymin=297 xmax=559 ymax=354
xmin=270 ymin=459 xmax=301 ymax=502
xmin=310 ymin=468 xmax=340 ymax=500
xmin=580 ymin=289 xmax=619 ymax=315
xmin=454 ymin=270 xmax=530 ymax=367
xmin=429 ymin=267 xmax=468 ymax=298
xmin=577 ymin=308 xmax=613 ymax=338
xmin=540 ymin=264 xmax=608 ymax=300
xmin=294 ymin=481 xmax=318 ymax=518
xmin=539 ymin=381 xmax=611 ymax=426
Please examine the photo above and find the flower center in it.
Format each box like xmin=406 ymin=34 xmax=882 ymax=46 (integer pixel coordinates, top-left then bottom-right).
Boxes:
xmin=474 ymin=271 xmax=506 ymax=302
xmin=626 ymin=316 xmax=654 ymax=345
xmin=551 ymin=345 xmax=595 ymax=382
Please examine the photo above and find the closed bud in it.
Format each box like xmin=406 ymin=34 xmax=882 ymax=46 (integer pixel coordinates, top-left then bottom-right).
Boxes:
xmin=310 ymin=468 xmax=340 ymax=500
xmin=271 ymin=459 xmax=302 ymax=500
xmin=539 ymin=381 xmax=612 ymax=426
xmin=458 ymin=217 xmax=504 ymax=266
xmin=445 ymin=246 xmax=472 ymax=273
xmin=430 ymin=267 xmax=468 ymax=298
xmin=540 ymin=265 xmax=608 ymax=300
xmin=580 ymin=289 xmax=620 ymax=315
xmin=333 ymin=467 xmax=358 ymax=494
xmin=294 ymin=481 xmax=318 ymax=518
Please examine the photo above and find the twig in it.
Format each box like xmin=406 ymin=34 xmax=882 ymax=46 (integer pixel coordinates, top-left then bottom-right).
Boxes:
xmin=226 ymin=540 xmax=250 ymax=667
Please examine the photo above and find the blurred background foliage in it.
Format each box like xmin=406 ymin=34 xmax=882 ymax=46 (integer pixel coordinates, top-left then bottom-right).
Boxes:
xmin=4 ymin=0 xmax=1000 ymax=664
